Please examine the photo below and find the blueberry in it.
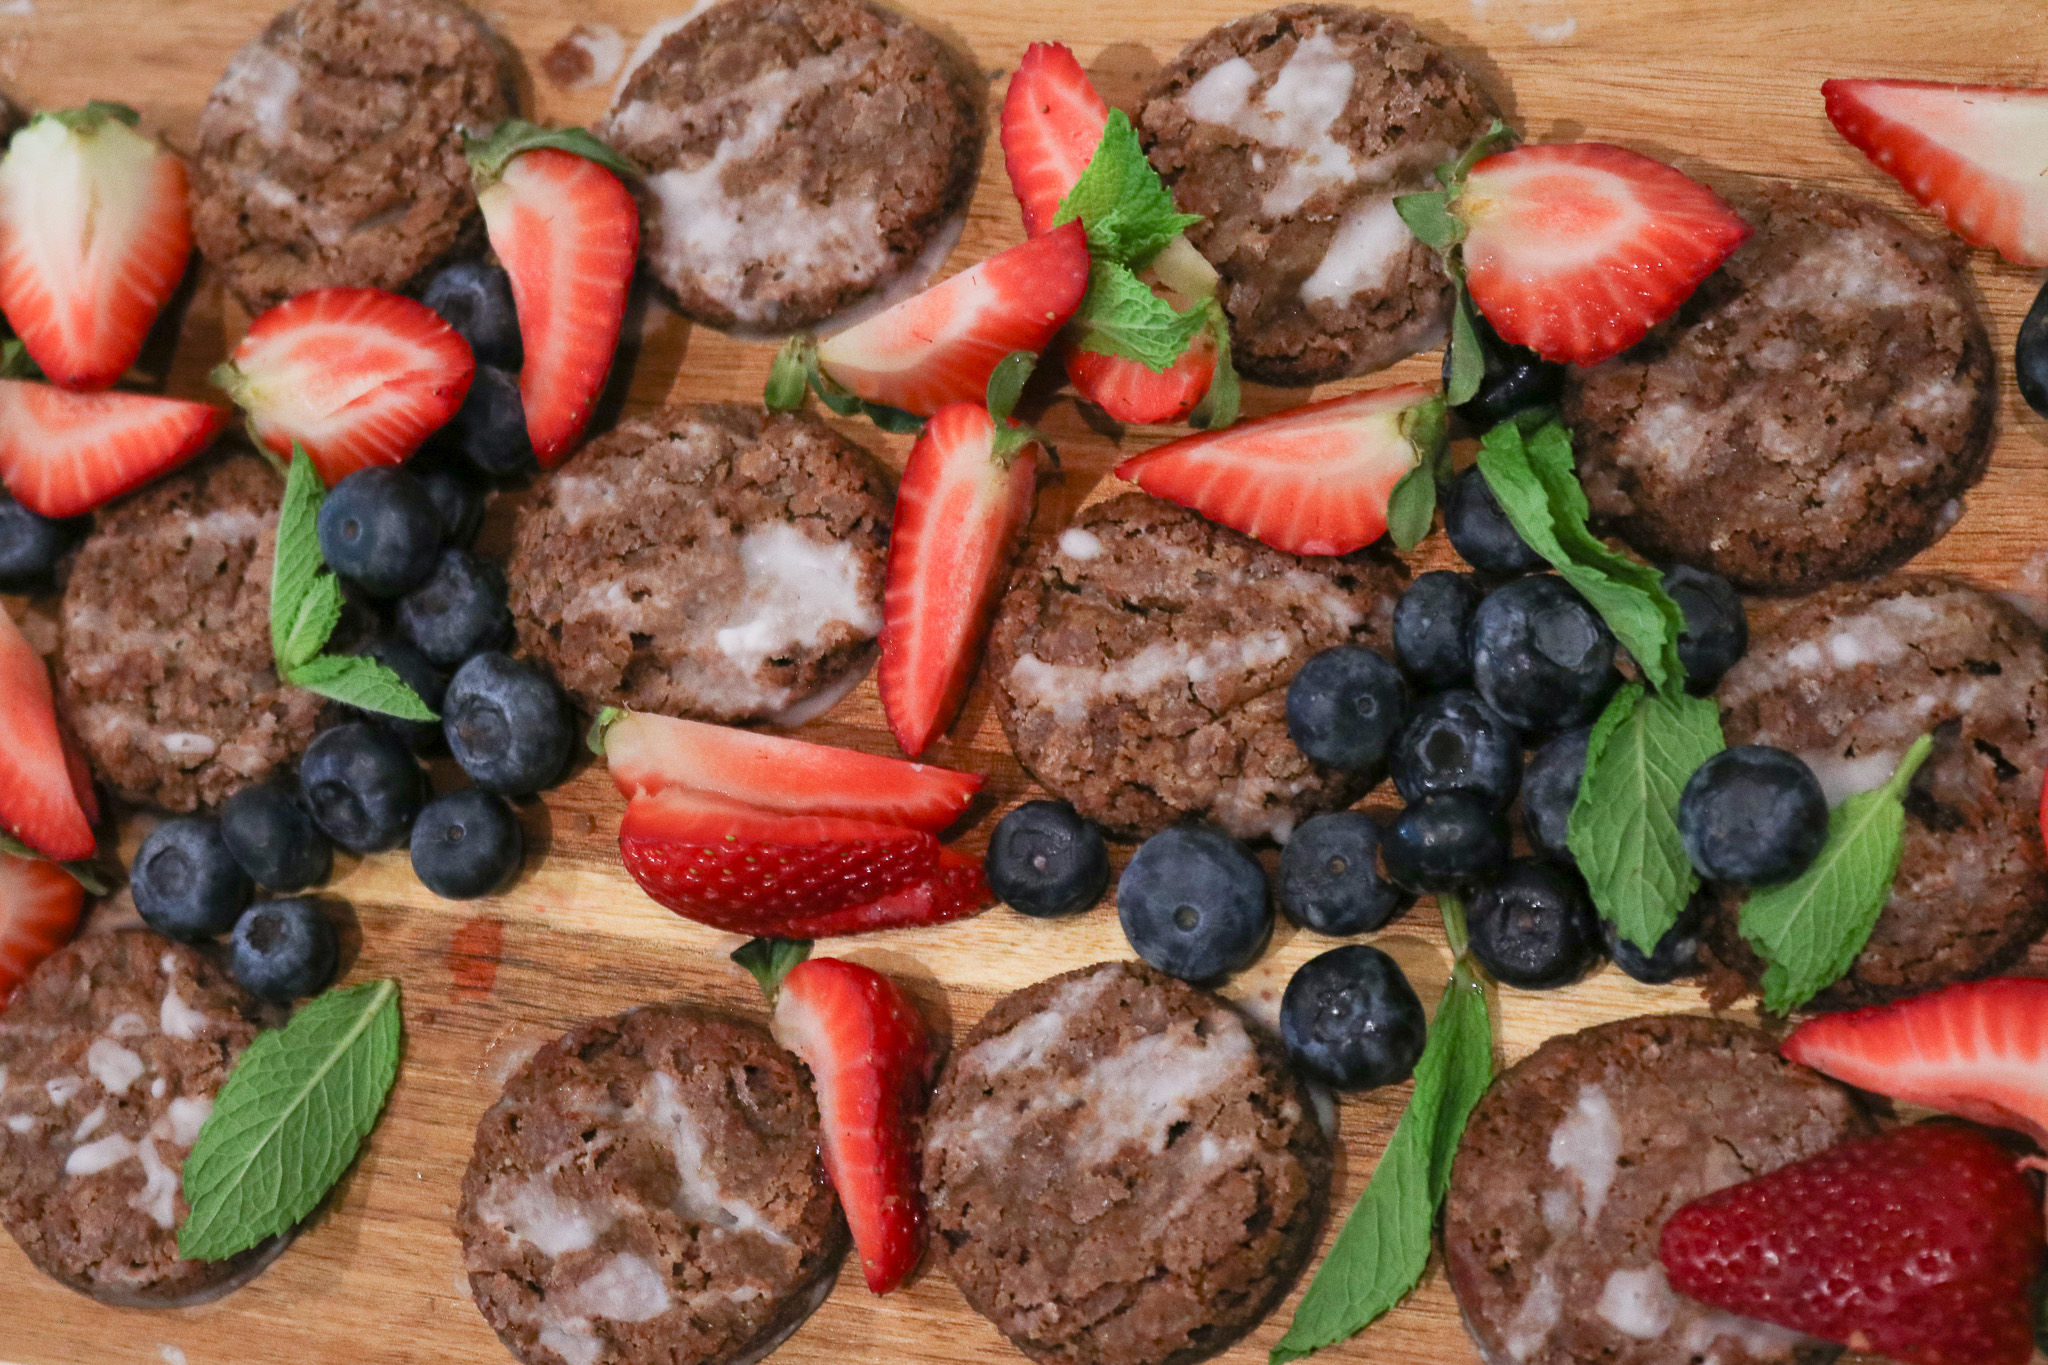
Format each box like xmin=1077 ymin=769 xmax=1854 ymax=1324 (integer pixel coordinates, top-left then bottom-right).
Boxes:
xmin=410 ymin=788 xmax=524 ymax=899
xmin=1277 ymin=811 xmax=1410 ymax=936
xmin=1117 ymin=824 xmax=1270 ymax=981
xmin=1392 ymin=689 xmax=1523 ymax=811
xmin=1468 ymin=859 xmax=1603 ymax=990
xmin=1677 ymin=746 xmax=1829 ymax=886
xmin=0 ymin=492 xmax=86 ymax=593
xmin=1280 ymin=944 xmax=1427 ymax=1091
xmin=1469 ymin=574 xmax=1621 ymax=734
xmin=1522 ymin=726 xmax=1592 ymax=865
xmin=413 ymin=460 xmax=486 ymax=548
xmin=131 ymin=817 xmax=253 ymax=941
xmin=1662 ymin=565 xmax=1748 ymax=694
xmin=316 ymin=467 xmax=442 ymax=598
xmin=228 ymin=898 xmax=338 ymax=1003
xmin=1381 ymin=794 xmax=1510 ymax=894
xmin=443 ymin=652 xmax=571 ymax=796
xmin=299 ymin=722 xmax=426 ymax=853
xmin=421 ymin=259 xmax=522 ymax=370
xmin=396 ymin=548 xmax=511 ymax=668
xmin=987 ymin=800 xmax=1110 ymax=919
xmin=219 ymin=783 xmax=332 ymax=892
xmin=1286 ymin=646 xmax=1408 ymax=772
xmin=1444 ymin=467 xmax=1546 ymax=576
xmin=444 ymin=365 xmax=537 ymax=482
xmin=1602 ymin=894 xmax=1706 ymax=984
xmin=351 ymin=637 xmax=448 ymax=752
xmin=2020 ymin=276 xmax=2048 ymax=420
xmin=1393 ymin=570 xmax=1482 ymax=690
xmin=1445 ymin=307 xmax=1567 ymax=431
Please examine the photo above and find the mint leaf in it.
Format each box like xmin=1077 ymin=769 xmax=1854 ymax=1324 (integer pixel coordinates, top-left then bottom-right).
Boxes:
xmin=466 ymin=118 xmax=638 ymax=185
xmin=1742 ymin=733 xmax=1935 ymax=1014
xmin=1393 ymin=191 xmax=1462 ymax=253
xmin=280 ymin=575 xmax=343 ymax=675
xmin=1569 ymin=684 xmax=1724 ymax=952
xmin=179 ymin=979 xmax=402 ymax=1261
xmin=287 ymin=654 xmax=438 ymax=722
xmin=269 ymin=448 xmax=329 ymax=669
xmin=985 ymin=350 xmax=1036 ymax=426
xmin=1445 ymin=282 xmax=1486 ymax=407
xmin=1385 ymin=397 xmax=1449 ymax=551
xmin=1073 ymin=261 xmax=1206 ymax=372
xmin=1188 ymin=300 xmax=1240 ymax=430
xmin=732 ymin=938 xmax=813 ymax=1002
xmin=1053 ymin=110 xmax=1201 ymax=270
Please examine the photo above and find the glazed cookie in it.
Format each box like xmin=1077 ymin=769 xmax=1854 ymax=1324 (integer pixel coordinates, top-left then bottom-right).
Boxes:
xmin=602 ymin=0 xmax=981 ymax=332
xmin=0 ymin=930 xmax=274 ymax=1306
xmin=458 ymin=1004 xmax=847 ymax=1365
xmin=988 ymin=493 xmax=1405 ymax=841
xmin=192 ymin=0 xmax=518 ymax=311
xmin=1443 ymin=1015 xmax=1868 ymax=1365
xmin=924 ymin=961 xmax=1330 ymax=1365
xmin=57 ymin=453 xmax=325 ymax=812
xmin=1140 ymin=5 xmax=1499 ymax=386
xmin=507 ymin=404 xmax=892 ymax=724
xmin=1563 ymin=184 xmax=1995 ymax=593
xmin=1702 ymin=576 xmax=2048 ymax=1009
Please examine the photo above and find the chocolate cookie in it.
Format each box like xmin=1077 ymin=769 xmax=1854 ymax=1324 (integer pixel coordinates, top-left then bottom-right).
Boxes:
xmin=0 ymin=930 xmax=275 ymax=1306
xmin=57 ymin=453 xmax=324 ymax=812
xmin=507 ymin=404 xmax=892 ymax=724
xmin=1703 ymin=576 xmax=2048 ymax=1010
xmin=1140 ymin=5 xmax=1498 ymax=386
xmin=1563 ymin=184 xmax=1995 ymax=593
xmin=458 ymin=1003 xmax=846 ymax=1365
xmin=0 ymin=90 xmax=22 ymax=141
xmin=1443 ymin=1015 xmax=1868 ymax=1365
xmin=924 ymin=961 xmax=1330 ymax=1365
xmin=602 ymin=0 xmax=982 ymax=332
xmin=988 ymin=493 xmax=1404 ymax=841
xmin=192 ymin=0 xmax=518 ymax=312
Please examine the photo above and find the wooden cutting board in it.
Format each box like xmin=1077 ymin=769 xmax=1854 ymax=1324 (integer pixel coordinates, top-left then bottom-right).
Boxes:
xmin=4 ymin=1 xmax=2046 ymax=1362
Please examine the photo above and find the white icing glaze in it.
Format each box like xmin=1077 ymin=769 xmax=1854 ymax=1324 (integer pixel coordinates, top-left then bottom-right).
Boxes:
xmin=1007 ymin=631 xmax=1298 ymax=725
xmin=612 ymin=2 xmax=720 ymax=104
xmin=161 ymin=979 xmax=211 ymax=1041
xmin=1502 ymin=1269 xmax=1562 ymax=1362
xmin=107 ymin=1012 xmax=152 ymax=1039
xmin=215 ymin=43 xmax=301 ymax=147
xmin=965 ymin=972 xmax=1116 ymax=1077
xmin=87 ymin=1038 xmax=146 ymax=1095
xmin=480 ymin=1176 xmax=604 ymax=1257
xmin=1793 ymin=746 xmax=1901 ymax=808
xmin=566 ymin=1252 xmax=671 ymax=1321
xmin=45 ymin=1075 xmax=84 ymax=1106
xmin=150 ymin=1077 xmax=167 ymax=1099
xmin=1596 ymin=1265 xmax=1678 ymax=1339
xmin=1058 ymin=528 xmax=1104 ymax=562
xmin=635 ymin=1072 xmax=790 ymax=1245
xmin=1301 ymin=197 xmax=1413 ymax=306
xmin=536 ymin=1325 xmax=601 ymax=1365
xmin=133 ymin=1136 xmax=179 ymax=1228
xmin=165 ymin=1096 xmax=212 ymax=1148
xmin=159 ymin=732 xmax=220 ymax=761
xmin=8 ymin=1113 xmax=37 ymax=1134
xmin=557 ymin=23 xmax=626 ymax=88
xmin=1546 ymin=1083 xmax=1620 ymax=1226
xmin=66 ymin=1132 xmax=138 ymax=1176
xmin=1182 ymin=32 xmax=1360 ymax=216
xmin=712 ymin=524 xmax=882 ymax=684
xmin=1759 ymin=227 xmax=1924 ymax=312
xmin=74 ymin=1104 xmax=107 ymax=1141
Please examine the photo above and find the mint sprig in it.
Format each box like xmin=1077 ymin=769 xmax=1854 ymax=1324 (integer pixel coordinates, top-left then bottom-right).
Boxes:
xmin=1741 ymin=734 xmax=1934 ymax=1014
xmin=179 ymin=979 xmax=403 ymax=1261
xmin=1053 ymin=110 xmax=1202 ymax=270
xmin=1069 ymin=260 xmax=1208 ymax=371
xmin=763 ymin=336 xmax=926 ymax=435
xmin=1393 ymin=120 xmax=1518 ymax=406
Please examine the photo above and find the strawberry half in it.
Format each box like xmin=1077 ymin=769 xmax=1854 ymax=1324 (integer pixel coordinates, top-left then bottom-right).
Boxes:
xmin=879 ymin=401 xmax=1039 ymax=757
xmin=0 ymin=379 xmax=224 ymax=517
xmin=0 ymin=607 xmax=96 ymax=862
xmin=812 ymin=221 xmax=1090 ymax=419
xmin=1824 ymin=79 xmax=2048 ymax=268
xmin=1783 ymin=976 xmax=2048 ymax=1149
xmin=212 ymin=286 xmax=475 ymax=486
xmin=593 ymin=707 xmax=983 ymax=832
xmin=1455 ymin=143 xmax=1751 ymax=366
xmin=1002 ymin=42 xmax=1111 ymax=238
xmin=1660 ymin=1124 xmax=2044 ymax=1365
xmin=0 ymin=103 xmax=191 ymax=391
xmin=0 ymin=851 xmax=86 ymax=1007
xmin=1115 ymin=382 xmax=1443 ymax=556
xmin=471 ymin=125 xmax=640 ymax=466
xmin=1060 ymin=327 xmax=1215 ymax=426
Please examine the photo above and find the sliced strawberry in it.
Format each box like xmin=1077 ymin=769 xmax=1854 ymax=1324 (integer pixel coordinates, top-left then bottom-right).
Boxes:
xmin=1783 ymin=976 xmax=2048 ymax=1149
xmin=1824 ymin=79 xmax=2048 ymax=268
xmin=1061 ymin=328 xmax=1215 ymax=426
xmin=814 ymin=222 xmax=1090 ymax=418
xmin=879 ymin=403 xmax=1038 ymax=757
xmin=769 ymin=957 xmax=934 ymax=1293
xmin=1455 ymin=143 xmax=1751 ymax=366
xmin=0 ymin=105 xmax=191 ymax=391
xmin=0 ymin=852 xmax=86 ymax=1007
xmin=1114 ymin=382 xmax=1438 ymax=556
xmin=212 ymin=287 xmax=475 ymax=486
xmin=1002 ymin=42 xmax=1110 ymax=237
xmin=0 ymin=607 xmax=95 ymax=861
xmin=773 ymin=847 xmax=988 ymax=938
xmin=0 ymin=379 xmax=224 ymax=517
xmin=595 ymin=708 xmax=982 ymax=832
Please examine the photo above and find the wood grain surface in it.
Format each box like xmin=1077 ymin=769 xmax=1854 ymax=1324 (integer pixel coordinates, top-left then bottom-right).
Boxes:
xmin=4 ymin=1 xmax=2047 ymax=1362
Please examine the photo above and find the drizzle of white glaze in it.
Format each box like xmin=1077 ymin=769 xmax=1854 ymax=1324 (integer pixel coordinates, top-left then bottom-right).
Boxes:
xmin=1301 ymin=197 xmax=1413 ymax=306
xmin=1547 ymin=1084 xmax=1621 ymax=1226
xmin=480 ymin=1176 xmax=603 ymax=1257
xmin=161 ymin=979 xmax=211 ymax=1041
xmin=1502 ymin=1269 xmax=1562 ymax=1362
xmin=712 ymin=524 xmax=881 ymax=683
xmin=1596 ymin=1265 xmax=1678 ymax=1339
xmin=635 ymin=1072 xmax=790 ymax=1245
xmin=1058 ymin=528 xmax=1104 ymax=562
xmin=86 ymin=1038 xmax=146 ymax=1095
xmin=45 ymin=1075 xmax=84 ymax=1107
xmin=1181 ymin=32 xmax=1360 ymax=216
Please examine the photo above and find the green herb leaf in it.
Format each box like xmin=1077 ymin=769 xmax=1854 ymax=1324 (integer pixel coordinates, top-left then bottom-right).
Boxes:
xmin=985 ymin=350 xmax=1037 ymax=426
xmin=0 ymin=338 xmax=39 ymax=379
xmin=732 ymin=937 xmax=813 ymax=1002
xmin=1073 ymin=261 xmax=1207 ymax=372
xmin=466 ymin=118 xmax=638 ymax=185
xmin=1384 ymin=396 xmax=1449 ymax=550
xmin=43 ymin=101 xmax=142 ymax=134
xmin=179 ymin=979 xmax=403 ymax=1261
xmin=1434 ymin=119 xmax=1519 ymax=198
xmin=585 ymin=705 xmax=627 ymax=757
xmin=1271 ymin=956 xmax=1494 ymax=1364
xmin=1187 ymin=301 xmax=1240 ymax=431
xmin=1741 ymin=733 xmax=1935 ymax=1014
xmin=1393 ymin=191 xmax=1463 ymax=253
xmin=280 ymin=575 xmax=344 ymax=675
xmin=287 ymin=654 xmax=438 ymax=722
xmin=0 ymin=831 xmax=108 ymax=896
xmin=1445 ymin=283 xmax=1486 ymax=408
xmin=269 ymin=447 xmax=329 ymax=669
xmin=764 ymin=337 xmax=813 ymax=412
xmin=1569 ymin=683 xmax=1724 ymax=952
xmin=1053 ymin=110 xmax=1202 ymax=270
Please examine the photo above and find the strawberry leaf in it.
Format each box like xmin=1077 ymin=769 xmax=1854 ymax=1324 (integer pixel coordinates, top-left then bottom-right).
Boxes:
xmin=1073 ymin=261 xmax=1207 ymax=372
xmin=42 ymin=101 xmax=141 ymax=133
xmin=0 ymin=339 xmax=39 ymax=379
xmin=732 ymin=937 xmax=813 ymax=1003
xmin=1188 ymin=300 xmax=1240 ymax=431
xmin=1385 ymin=397 xmax=1450 ymax=550
xmin=287 ymin=654 xmax=438 ymax=722
xmin=1393 ymin=191 xmax=1463 ymax=253
xmin=985 ymin=350 xmax=1037 ymax=426
xmin=585 ymin=705 xmax=627 ymax=757
xmin=1445 ymin=283 xmax=1487 ymax=407
xmin=764 ymin=337 xmax=814 ymax=413
xmin=0 ymin=831 xmax=108 ymax=896
xmin=1433 ymin=119 xmax=1519 ymax=197
xmin=466 ymin=118 xmax=638 ymax=186
xmin=1053 ymin=110 xmax=1201 ymax=270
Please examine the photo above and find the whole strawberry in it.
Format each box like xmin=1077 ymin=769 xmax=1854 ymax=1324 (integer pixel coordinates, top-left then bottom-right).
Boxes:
xmin=1659 ymin=1124 xmax=2044 ymax=1365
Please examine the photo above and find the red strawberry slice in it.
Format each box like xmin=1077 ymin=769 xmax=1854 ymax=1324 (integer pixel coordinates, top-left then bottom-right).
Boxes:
xmin=0 ymin=379 xmax=224 ymax=517
xmin=1456 ymin=143 xmax=1751 ymax=366
xmin=0 ymin=852 xmax=86 ymax=1007
xmin=770 ymin=956 xmax=934 ymax=1293
xmin=772 ymin=846 xmax=987 ymax=938
xmin=212 ymin=287 xmax=475 ymax=486
xmin=1061 ymin=329 xmax=1215 ymax=426
xmin=0 ymin=107 xmax=191 ymax=391
xmin=1660 ymin=1124 xmax=2044 ymax=1365
xmin=1824 ymin=79 xmax=2048 ymax=268
xmin=879 ymin=403 xmax=1039 ymax=757
xmin=476 ymin=146 xmax=639 ymax=465
xmin=1002 ymin=42 xmax=1110 ymax=237
xmin=596 ymin=708 xmax=982 ymax=832
xmin=1114 ymin=382 xmax=1436 ymax=556
xmin=0 ymin=607 xmax=96 ymax=862
xmin=815 ymin=222 xmax=1090 ymax=418
xmin=1783 ymin=976 xmax=2048 ymax=1149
